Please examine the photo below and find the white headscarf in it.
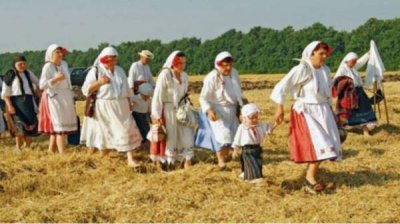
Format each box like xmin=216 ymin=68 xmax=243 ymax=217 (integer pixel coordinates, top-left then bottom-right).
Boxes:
xmin=93 ymin=46 xmax=119 ymax=67
xmin=213 ymin=51 xmax=243 ymax=106
xmin=44 ymin=44 xmax=72 ymax=91
xmin=242 ymin=103 xmax=260 ymax=118
xmin=301 ymin=41 xmax=321 ymax=61
xmin=161 ymin=50 xmax=188 ymax=108
xmin=214 ymin=51 xmax=233 ymax=69
xmin=335 ymin=52 xmax=363 ymax=86
xmin=94 ymin=46 xmax=123 ymax=97
xmin=45 ymin=44 xmax=61 ymax=62
xmin=162 ymin=50 xmax=182 ymax=68
xmin=298 ymin=41 xmax=331 ymax=96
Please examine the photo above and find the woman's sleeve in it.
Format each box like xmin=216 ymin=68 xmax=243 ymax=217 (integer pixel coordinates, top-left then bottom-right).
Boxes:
xmin=29 ymin=70 xmax=40 ymax=88
xmin=354 ymin=53 xmax=369 ymax=70
xmin=270 ymin=66 xmax=301 ymax=104
xmin=81 ymin=67 xmax=97 ymax=97
xmin=199 ymin=75 xmax=215 ymax=113
xmin=151 ymin=71 xmax=168 ymax=119
xmin=39 ymin=63 xmax=56 ymax=90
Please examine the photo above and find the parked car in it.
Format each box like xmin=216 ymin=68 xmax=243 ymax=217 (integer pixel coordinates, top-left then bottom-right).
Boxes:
xmin=69 ymin=67 xmax=90 ymax=86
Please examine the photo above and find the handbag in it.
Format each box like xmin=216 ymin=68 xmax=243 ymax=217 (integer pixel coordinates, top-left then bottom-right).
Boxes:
xmin=147 ymin=123 xmax=167 ymax=142
xmin=176 ymin=93 xmax=198 ymax=127
xmin=369 ymin=89 xmax=384 ymax=105
xmin=84 ymin=67 xmax=99 ymax=117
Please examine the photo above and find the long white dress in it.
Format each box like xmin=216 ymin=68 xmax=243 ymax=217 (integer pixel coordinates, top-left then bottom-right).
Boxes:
xmin=197 ymin=68 xmax=243 ymax=151
xmin=39 ymin=61 xmax=77 ymax=133
xmin=80 ymin=64 xmax=142 ymax=152
xmin=270 ymin=62 xmax=342 ymax=162
xmin=151 ymin=68 xmax=194 ymax=163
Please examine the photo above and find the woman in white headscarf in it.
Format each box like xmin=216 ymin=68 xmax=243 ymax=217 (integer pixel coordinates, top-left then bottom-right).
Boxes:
xmin=2 ymin=55 xmax=40 ymax=152
xmin=196 ymin=51 xmax=244 ymax=170
xmin=150 ymin=50 xmax=194 ymax=169
xmin=38 ymin=44 xmax=77 ymax=153
xmin=333 ymin=52 xmax=377 ymax=136
xmin=271 ymin=41 xmax=342 ymax=193
xmin=80 ymin=46 xmax=142 ymax=168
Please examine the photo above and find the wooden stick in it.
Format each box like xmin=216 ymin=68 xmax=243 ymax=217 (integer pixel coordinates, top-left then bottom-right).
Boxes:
xmin=378 ymin=100 xmax=382 ymax=119
xmin=381 ymin=81 xmax=390 ymax=124
xmin=373 ymin=81 xmax=377 ymax=113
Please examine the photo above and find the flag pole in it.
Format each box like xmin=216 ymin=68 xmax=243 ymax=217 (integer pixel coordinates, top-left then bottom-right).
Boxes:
xmin=373 ymin=81 xmax=377 ymax=114
xmin=380 ymin=81 xmax=390 ymax=124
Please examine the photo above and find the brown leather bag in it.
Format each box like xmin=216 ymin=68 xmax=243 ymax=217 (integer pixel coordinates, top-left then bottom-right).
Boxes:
xmin=84 ymin=67 xmax=99 ymax=117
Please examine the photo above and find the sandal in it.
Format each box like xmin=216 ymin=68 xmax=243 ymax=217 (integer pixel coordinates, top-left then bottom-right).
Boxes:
xmin=304 ymin=179 xmax=324 ymax=194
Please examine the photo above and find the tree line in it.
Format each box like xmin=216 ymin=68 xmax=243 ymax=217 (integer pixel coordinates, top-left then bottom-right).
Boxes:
xmin=1 ymin=17 xmax=399 ymax=76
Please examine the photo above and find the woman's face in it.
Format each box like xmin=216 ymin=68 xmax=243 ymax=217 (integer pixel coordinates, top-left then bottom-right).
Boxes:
xmin=310 ymin=48 xmax=328 ymax=68
xmin=219 ymin=61 xmax=233 ymax=75
xmin=104 ymin=56 xmax=118 ymax=69
xmin=51 ymin=48 xmax=64 ymax=62
xmin=15 ymin=61 xmax=27 ymax=73
xmin=173 ymin=57 xmax=187 ymax=72
xmin=245 ymin=112 xmax=259 ymax=126
xmin=346 ymin=59 xmax=357 ymax=68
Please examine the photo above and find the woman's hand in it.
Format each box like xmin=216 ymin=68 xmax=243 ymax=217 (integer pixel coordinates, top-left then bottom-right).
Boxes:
xmin=54 ymin=72 xmax=65 ymax=82
xmin=207 ymin=109 xmax=219 ymax=121
xmin=51 ymin=72 xmax=65 ymax=86
xmin=99 ymin=75 xmax=110 ymax=85
xmin=151 ymin=118 xmax=162 ymax=125
xmin=274 ymin=104 xmax=284 ymax=125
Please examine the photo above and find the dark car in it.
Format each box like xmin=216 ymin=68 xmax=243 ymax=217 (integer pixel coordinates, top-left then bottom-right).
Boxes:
xmin=69 ymin=67 xmax=90 ymax=86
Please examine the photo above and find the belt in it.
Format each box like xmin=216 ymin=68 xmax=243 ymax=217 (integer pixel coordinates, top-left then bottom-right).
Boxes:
xmin=242 ymin=144 xmax=261 ymax=150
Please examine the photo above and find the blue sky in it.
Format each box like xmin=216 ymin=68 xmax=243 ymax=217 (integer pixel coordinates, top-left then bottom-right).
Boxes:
xmin=0 ymin=0 xmax=399 ymax=53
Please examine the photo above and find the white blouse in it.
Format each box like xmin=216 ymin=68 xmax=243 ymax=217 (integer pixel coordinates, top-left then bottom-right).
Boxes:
xmin=128 ymin=61 xmax=155 ymax=88
xmin=131 ymin=94 xmax=151 ymax=114
xmin=39 ymin=61 xmax=72 ymax=91
xmin=199 ymin=68 xmax=243 ymax=113
xmin=151 ymin=69 xmax=189 ymax=120
xmin=82 ymin=65 xmax=131 ymax=100
xmin=1 ymin=70 xmax=39 ymax=98
xmin=232 ymin=123 xmax=272 ymax=148
xmin=270 ymin=64 xmax=332 ymax=106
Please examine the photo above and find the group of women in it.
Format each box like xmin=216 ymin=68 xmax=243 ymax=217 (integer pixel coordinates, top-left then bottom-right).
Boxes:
xmin=0 ymin=41 xmax=378 ymax=193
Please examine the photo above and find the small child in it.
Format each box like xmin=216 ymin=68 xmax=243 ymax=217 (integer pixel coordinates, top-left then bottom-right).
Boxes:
xmin=131 ymin=83 xmax=153 ymax=143
xmin=232 ymin=103 xmax=275 ymax=183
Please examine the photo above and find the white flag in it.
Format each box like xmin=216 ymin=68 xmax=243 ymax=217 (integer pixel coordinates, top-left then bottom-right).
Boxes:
xmin=365 ymin=40 xmax=385 ymax=88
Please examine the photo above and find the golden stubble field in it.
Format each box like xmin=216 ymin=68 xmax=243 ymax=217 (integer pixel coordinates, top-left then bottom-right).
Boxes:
xmin=0 ymin=73 xmax=399 ymax=222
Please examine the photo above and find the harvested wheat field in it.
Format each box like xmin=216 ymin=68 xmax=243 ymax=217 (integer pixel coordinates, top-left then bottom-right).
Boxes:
xmin=0 ymin=73 xmax=400 ymax=222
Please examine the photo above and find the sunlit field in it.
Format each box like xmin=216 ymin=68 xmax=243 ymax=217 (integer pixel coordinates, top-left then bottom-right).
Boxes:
xmin=0 ymin=73 xmax=399 ymax=222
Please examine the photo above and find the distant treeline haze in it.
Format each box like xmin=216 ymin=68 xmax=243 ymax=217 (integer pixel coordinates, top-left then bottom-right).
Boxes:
xmin=0 ymin=18 xmax=399 ymax=76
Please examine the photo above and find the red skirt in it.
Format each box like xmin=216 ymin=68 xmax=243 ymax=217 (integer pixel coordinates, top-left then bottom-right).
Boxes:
xmin=150 ymin=112 xmax=166 ymax=159
xmin=38 ymin=91 xmax=75 ymax=135
xmin=289 ymin=109 xmax=318 ymax=163
xmin=38 ymin=91 xmax=54 ymax=134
